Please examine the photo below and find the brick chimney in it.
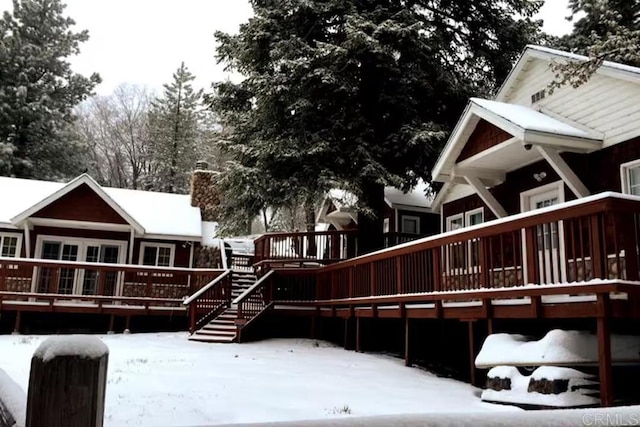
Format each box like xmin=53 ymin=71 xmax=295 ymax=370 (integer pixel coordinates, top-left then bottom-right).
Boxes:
xmin=190 ymin=161 xmax=220 ymax=222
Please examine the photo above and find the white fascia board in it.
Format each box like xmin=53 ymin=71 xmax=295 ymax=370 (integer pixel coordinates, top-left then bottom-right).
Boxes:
xmin=10 ymin=174 xmax=145 ymax=235
xmin=494 ymin=49 xmax=534 ymax=102
xmin=28 ymin=217 xmax=133 ymax=232
xmin=387 ymin=203 xmax=433 ymax=214
xmin=0 ymin=221 xmax=18 ymax=230
xmin=141 ymin=233 xmax=201 ymax=242
xmin=431 ymin=102 xmax=475 ymax=182
xmin=523 ymin=131 xmax=602 ymax=152
xmin=430 ymin=182 xmax=452 ymax=213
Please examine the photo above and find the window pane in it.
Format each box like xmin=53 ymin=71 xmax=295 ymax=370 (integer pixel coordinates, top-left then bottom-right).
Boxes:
xmin=629 ymin=166 xmax=640 ymax=195
xmin=402 ymin=218 xmax=418 ymax=234
xmin=1 ymin=236 xmax=18 ymax=257
xmin=468 ymin=212 xmax=483 ymax=226
xmin=142 ymin=247 xmax=157 ymax=266
xmin=42 ymin=242 xmax=61 ymax=260
xmin=85 ymin=246 xmax=100 ymax=263
xmin=101 ymin=246 xmax=119 ymax=264
xmin=157 ymin=247 xmax=171 ymax=267
xmin=61 ymin=244 xmax=78 ymax=261
xmin=447 ymin=217 xmax=463 ymax=231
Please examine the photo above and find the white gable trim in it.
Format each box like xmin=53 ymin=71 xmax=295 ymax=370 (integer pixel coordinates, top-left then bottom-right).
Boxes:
xmin=10 ymin=174 xmax=145 ymax=235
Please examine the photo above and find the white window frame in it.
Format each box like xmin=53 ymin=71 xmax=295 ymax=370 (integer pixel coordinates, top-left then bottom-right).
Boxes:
xmin=620 ymin=159 xmax=640 ymax=196
xmin=445 ymin=213 xmax=463 ymax=232
xmin=32 ymin=235 xmax=128 ymax=294
xmin=465 ymin=207 xmax=484 ymax=228
xmin=464 ymin=208 xmax=484 ymax=269
xmin=383 ymin=217 xmax=390 ymax=234
xmin=0 ymin=232 xmax=23 ymax=258
xmin=139 ymin=242 xmax=176 ymax=267
xmin=400 ymin=215 xmax=421 ymax=235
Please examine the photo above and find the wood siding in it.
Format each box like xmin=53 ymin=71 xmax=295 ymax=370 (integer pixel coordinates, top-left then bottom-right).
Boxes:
xmin=32 ymin=184 xmax=129 ymax=225
xmin=456 ymin=120 xmax=513 ymax=162
xmin=503 ymin=58 xmax=640 ymax=145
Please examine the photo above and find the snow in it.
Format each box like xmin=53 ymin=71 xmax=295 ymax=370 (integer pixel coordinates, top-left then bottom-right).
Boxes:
xmin=0 ymin=333 xmax=514 ymax=426
xmin=0 ymin=175 xmax=202 ymax=238
xmin=476 ymin=330 xmax=640 ymax=368
xmin=33 ymin=335 xmax=109 ymax=362
xmin=384 ymin=179 xmax=433 ymax=210
xmin=470 ymin=98 xmax=596 ymax=139
xmin=0 ymin=368 xmax=26 ymax=427
xmin=201 ymin=222 xmax=220 ymax=247
xmin=483 ymin=365 xmax=598 ymax=408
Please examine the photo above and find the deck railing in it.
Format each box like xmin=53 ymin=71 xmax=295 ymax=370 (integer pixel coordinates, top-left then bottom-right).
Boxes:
xmin=0 ymin=257 xmax=224 ymax=306
xmin=183 ymin=269 xmax=233 ymax=333
xmin=383 ymin=232 xmax=424 ymax=248
xmin=253 ymin=230 xmax=357 ymax=265
xmin=263 ymin=193 xmax=640 ymax=303
xmin=234 ymin=270 xmax=275 ymax=341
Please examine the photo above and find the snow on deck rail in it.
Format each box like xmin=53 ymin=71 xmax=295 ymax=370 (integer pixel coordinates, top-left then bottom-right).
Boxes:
xmin=33 ymin=335 xmax=109 ymax=363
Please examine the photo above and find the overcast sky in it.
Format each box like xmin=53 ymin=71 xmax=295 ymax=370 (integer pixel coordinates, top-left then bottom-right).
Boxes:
xmin=0 ymin=0 xmax=574 ymax=96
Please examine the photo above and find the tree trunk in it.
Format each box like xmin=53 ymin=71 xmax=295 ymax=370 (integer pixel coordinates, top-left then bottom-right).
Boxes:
xmin=357 ymin=180 xmax=385 ymax=255
xmin=304 ymin=195 xmax=317 ymax=257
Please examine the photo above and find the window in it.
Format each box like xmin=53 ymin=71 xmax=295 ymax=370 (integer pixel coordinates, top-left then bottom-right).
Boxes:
xmin=621 ymin=160 xmax=640 ymax=196
xmin=383 ymin=218 xmax=390 ymax=234
xmin=140 ymin=243 xmax=175 ymax=267
xmin=445 ymin=209 xmax=484 ymax=271
xmin=0 ymin=233 xmax=22 ymax=258
xmin=401 ymin=215 xmax=420 ymax=235
xmin=531 ymin=89 xmax=546 ymax=104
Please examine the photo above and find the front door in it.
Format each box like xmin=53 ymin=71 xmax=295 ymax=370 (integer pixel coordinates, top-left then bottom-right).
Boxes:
xmin=82 ymin=244 xmax=121 ymax=295
xmin=523 ymin=184 xmax=566 ymax=284
xmin=37 ymin=240 xmax=81 ymax=294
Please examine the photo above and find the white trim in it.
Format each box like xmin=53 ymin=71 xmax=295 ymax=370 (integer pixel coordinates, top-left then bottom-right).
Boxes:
xmin=620 ymin=159 xmax=640 ymax=196
xmin=383 ymin=217 xmax=390 ymax=234
xmin=400 ymin=215 xmax=421 ymax=235
xmin=139 ymin=242 xmax=176 ymax=267
xmin=445 ymin=213 xmax=464 ymax=232
xmin=0 ymin=232 xmax=23 ymax=258
xmin=463 ymin=175 xmax=507 ymax=218
xmin=519 ymin=181 xmax=566 ymax=211
xmin=141 ymin=233 xmax=201 ymax=242
xmin=10 ymin=174 xmax=145 ymax=234
xmin=23 ymin=221 xmax=31 ymax=258
xmin=465 ymin=207 xmax=485 ymax=227
xmin=537 ymin=146 xmax=590 ymax=198
xmin=28 ymin=217 xmax=133 ymax=232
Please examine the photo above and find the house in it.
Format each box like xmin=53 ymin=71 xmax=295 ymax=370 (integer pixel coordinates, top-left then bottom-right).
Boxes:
xmin=316 ymin=181 xmax=440 ymax=247
xmin=0 ymin=168 xmax=225 ymax=332
xmin=185 ymin=46 xmax=640 ymax=408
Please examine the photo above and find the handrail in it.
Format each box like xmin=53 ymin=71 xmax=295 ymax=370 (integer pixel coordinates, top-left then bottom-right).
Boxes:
xmin=233 ymin=270 xmax=274 ymax=305
xmin=0 ymin=256 xmax=222 ymax=275
xmin=219 ymin=238 xmax=229 ymax=270
xmin=183 ymin=269 xmax=232 ymax=305
xmin=321 ymin=192 xmax=640 ymax=271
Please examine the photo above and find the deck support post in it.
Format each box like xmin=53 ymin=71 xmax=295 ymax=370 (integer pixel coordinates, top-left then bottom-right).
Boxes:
xmin=13 ymin=311 xmax=21 ymax=334
xmin=108 ymin=314 xmax=115 ymax=334
xmin=124 ymin=315 xmax=131 ymax=334
xmin=404 ymin=316 xmax=411 ymax=367
xmin=467 ymin=320 xmax=478 ymax=387
xmin=597 ymin=293 xmax=613 ymax=407
xmin=487 ymin=318 xmax=494 ymax=336
xmin=311 ymin=312 xmax=318 ymax=339
xmin=356 ymin=317 xmax=362 ymax=353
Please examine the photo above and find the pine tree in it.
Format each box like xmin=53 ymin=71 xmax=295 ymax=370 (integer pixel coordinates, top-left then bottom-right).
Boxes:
xmin=0 ymin=0 xmax=100 ymax=179
xmin=148 ymin=62 xmax=203 ymax=193
xmin=210 ymin=0 xmax=542 ymax=251
xmin=551 ymin=0 xmax=640 ymax=88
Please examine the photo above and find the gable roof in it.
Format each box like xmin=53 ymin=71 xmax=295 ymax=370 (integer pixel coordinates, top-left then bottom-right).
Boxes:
xmin=384 ymin=180 xmax=433 ymax=211
xmin=431 ymin=98 xmax=601 ymax=183
xmin=496 ymin=45 xmax=640 ymax=103
xmin=0 ymin=175 xmax=202 ymax=239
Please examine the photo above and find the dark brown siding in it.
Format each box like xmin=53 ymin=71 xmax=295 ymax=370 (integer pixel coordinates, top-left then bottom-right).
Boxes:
xmin=32 ymin=184 xmax=128 ymax=224
xmin=442 ymin=136 xmax=640 ymax=219
xmin=457 ymin=120 xmax=513 ymax=162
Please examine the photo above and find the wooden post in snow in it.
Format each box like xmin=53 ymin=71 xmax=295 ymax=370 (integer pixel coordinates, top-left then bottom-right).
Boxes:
xmin=26 ymin=336 xmax=109 ymax=427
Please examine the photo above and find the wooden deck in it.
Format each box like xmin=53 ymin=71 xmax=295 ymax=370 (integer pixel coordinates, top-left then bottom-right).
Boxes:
xmin=0 ymin=257 xmax=225 ymax=332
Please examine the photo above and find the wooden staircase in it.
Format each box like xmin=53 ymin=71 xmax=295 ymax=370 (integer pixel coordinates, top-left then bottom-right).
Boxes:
xmin=188 ymin=271 xmax=257 ymax=343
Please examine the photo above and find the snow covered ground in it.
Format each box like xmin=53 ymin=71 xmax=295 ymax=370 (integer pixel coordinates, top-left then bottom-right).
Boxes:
xmin=0 ymin=333 xmax=515 ymax=426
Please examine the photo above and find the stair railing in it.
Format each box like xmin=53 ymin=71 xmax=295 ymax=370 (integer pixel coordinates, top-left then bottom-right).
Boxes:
xmin=233 ymin=270 xmax=275 ymax=342
xmin=183 ymin=269 xmax=233 ymax=333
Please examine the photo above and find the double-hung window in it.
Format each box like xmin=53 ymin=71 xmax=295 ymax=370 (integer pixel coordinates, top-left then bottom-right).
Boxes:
xmin=445 ymin=209 xmax=484 ymax=271
xmin=140 ymin=243 xmax=175 ymax=267
xmin=0 ymin=233 xmax=21 ymax=258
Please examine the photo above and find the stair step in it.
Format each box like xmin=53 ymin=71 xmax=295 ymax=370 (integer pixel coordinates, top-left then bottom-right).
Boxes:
xmin=189 ymin=335 xmax=235 ymax=343
xmin=196 ymin=329 xmax=236 ymax=337
xmin=203 ymin=323 xmax=236 ymax=331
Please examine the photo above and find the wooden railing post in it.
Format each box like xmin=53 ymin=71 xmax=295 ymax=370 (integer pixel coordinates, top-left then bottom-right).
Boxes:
xmin=189 ymin=303 xmax=196 ymax=334
xmin=432 ymin=249 xmax=441 ymax=292
xmin=26 ymin=336 xmax=109 ymax=427
xmin=524 ymin=226 xmax=539 ymax=285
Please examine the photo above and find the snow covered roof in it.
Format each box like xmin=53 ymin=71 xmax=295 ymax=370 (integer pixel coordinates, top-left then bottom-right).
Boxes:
xmin=0 ymin=174 xmax=202 ymax=239
xmin=384 ymin=180 xmax=433 ymax=211
xmin=470 ymin=98 xmax=593 ymax=139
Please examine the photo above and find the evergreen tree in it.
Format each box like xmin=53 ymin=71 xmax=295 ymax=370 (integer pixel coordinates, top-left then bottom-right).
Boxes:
xmin=148 ymin=62 xmax=203 ymax=193
xmin=0 ymin=0 xmax=100 ymax=179
xmin=210 ymin=0 xmax=542 ymax=251
xmin=551 ymin=0 xmax=640 ymax=88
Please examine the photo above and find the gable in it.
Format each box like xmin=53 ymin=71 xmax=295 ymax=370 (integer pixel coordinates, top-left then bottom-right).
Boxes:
xmin=456 ymin=120 xmax=513 ymax=162
xmin=32 ymin=183 xmax=129 ymax=224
